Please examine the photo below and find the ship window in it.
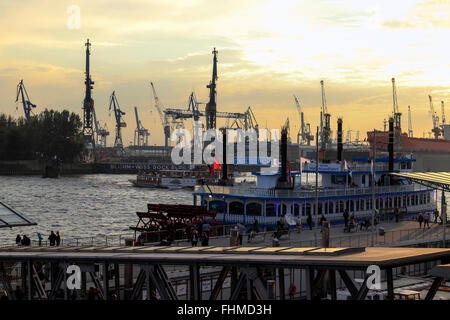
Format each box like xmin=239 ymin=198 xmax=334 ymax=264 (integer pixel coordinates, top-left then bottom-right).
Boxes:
xmin=293 ymin=204 xmax=300 ymax=216
xmin=329 ymin=202 xmax=334 ymax=214
xmin=209 ymin=200 xmax=225 ymax=213
xmin=360 ymin=199 xmax=365 ymax=211
xmin=266 ymin=203 xmax=276 ymax=217
xmin=356 ymin=200 xmax=360 ymax=212
xmin=229 ymin=201 xmax=243 ymax=215
xmin=346 ymin=200 xmax=350 ymax=211
xmin=427 ymin=193 xmax=430 ymax=203
xmin=415 ymin=195 xmax=419 ymax=205
xmin=362 ymin=175 xmax=366 ymax=185
xmin=419 ymin=194 xmax=423 ymax=205
xmin=305 ymin=203 xmax=311 ymax=216
xmin=324 ymin=202 xmax=328 ymax=215
xmin=388 ymin=198 xmax=393 ymax=208
xmin=376 ymin=198 xmax=380 ymax=210
xmin=366 ymin=199 xmax=371 ymax=210
xmin=339 ymin=201 xmax=344 ymax=213
xmin=402 ymin=196 xmax=407 ymax=207
xmin=331 ymin=175 xmax=346 ymax=185
xmin=246 ymin=202 xmax=262 ymax=216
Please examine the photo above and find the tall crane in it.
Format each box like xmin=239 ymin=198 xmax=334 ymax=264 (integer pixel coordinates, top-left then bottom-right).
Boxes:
xmin=109 ymin=91 xmax=126 ymax=149
xmin=441 ymin=100 xmax=446 ymax=125
xmin=92 ymin=106 xmax=109 ymax=148
xmin=150 ymin=82 xmax=170 ymax=147
xmin=428 ymin=95 xmax=441 ymax=139
xmin=205 ymin=48 xmax=218 ymax=130
xmin=134 ymin=106 xmax=150 ymax=147
xmin=82 ymin=39 xmax=95 ymax=149
xmin=320 ymin=80 xmax=331 ymax=150
xmin=407 ymin=105 xmax=413 ymax=137
xmin=391 ymin=78 xmax=402 ymax=136
xmin=293 ymin=95 xmax=313 ymax=145
xmin=15 ymin=80 xmax=36 ymax=121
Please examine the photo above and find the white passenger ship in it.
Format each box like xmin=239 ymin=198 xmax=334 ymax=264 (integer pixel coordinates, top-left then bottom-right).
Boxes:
xmin=193 ymin=157 xmax=436 ymax=227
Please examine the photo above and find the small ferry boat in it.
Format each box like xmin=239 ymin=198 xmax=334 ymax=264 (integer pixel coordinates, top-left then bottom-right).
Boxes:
xmin=192 ymin=156 xmax=436 ymax=227
xmin=130 ymin=165 xmax=220 ymax=189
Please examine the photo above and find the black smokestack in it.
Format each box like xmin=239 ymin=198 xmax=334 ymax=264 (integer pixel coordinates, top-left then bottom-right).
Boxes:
xmin=280 ymin=126 xmax=288 ymax=183
xmin=221 ymin=128 xmax=227 ymax=181
xmin=337 ymin=118 xmax=343 ymax=162
xmin=388 ymin=117 xmax=394 ymax=172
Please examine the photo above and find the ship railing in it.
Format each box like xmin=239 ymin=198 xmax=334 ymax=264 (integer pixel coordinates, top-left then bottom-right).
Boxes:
xmin=196 ymin=184 xmax=430 ymax=199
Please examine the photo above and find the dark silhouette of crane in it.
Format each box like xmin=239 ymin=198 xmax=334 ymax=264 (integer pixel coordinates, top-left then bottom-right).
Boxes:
xmin=15 ymin=80 xmax=36 ymax=121
xmin=134 ymin=106 xmax=150 ymax=147
xmin=109 ymin=91 xmax=126 ymax=150
xmin=205 ymin=48 xmax=218 ymax=130
xmin=320 ymin=80 xmax=331 ymax=150
xmin=82 ymin=39 xmax=95 ymax=150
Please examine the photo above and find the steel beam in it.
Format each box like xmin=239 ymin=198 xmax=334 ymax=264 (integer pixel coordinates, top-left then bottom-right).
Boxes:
xmin=209 ymin=266 xmax=231 ymax=300
xmin=425 ymin=277 xmax=443 ymax=300
xmin=278 ymin=268 xmax=285 ymax=300
xmin=338 ymin=270 xmax=358 ymax=299
xmin=386 ymin=268 xmax=394 ymax=300
xmin=229 ymin=272 xmax=246 ymax=300
xmin=328 ymin=270 xmax=337 ymax=300
xmin=189 ymin=263 xmax=201 ymax=300
xmin=355 ymin=275 xmax=370 ymax=300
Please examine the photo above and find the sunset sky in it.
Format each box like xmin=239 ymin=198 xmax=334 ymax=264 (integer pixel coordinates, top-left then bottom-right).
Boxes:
xmin=0 ymin=0 xmax=449 ymax=146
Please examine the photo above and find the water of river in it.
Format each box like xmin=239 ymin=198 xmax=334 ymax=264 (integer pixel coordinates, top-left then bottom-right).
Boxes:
xmin=0 ymin=174 xmax=192 ymax=244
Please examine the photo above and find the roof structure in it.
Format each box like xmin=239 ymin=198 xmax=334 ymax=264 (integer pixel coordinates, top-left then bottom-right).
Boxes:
xmin=390 ymin=172 xmax=450 ymax=191
xmin=0 ymin=202 xmax=37 ymax=228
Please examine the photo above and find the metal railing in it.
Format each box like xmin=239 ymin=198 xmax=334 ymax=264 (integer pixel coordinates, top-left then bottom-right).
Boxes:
xmin=195 ymin=184 xmax=430 ymax=199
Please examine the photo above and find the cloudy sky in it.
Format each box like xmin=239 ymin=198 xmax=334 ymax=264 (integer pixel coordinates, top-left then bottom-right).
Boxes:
xmin=0 ymin=0 xmax=449 ymax=145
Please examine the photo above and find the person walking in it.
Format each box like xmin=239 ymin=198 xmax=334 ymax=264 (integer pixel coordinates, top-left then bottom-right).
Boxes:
xmin=37 ymin=232 xmax=43 ymax=246
xmin=48 ymin=231 xmax=57 ymax=246
xmin=253 ymin=217 xmax=259 ymax=233
xmin=201 ymin=232 xmax=209 ymax=246
xmin=424 ymin=212 xmax=430 ymax=229
xmin=15 ymin=234 xmax=21 ymax=246
xmin=307 ymin=213 xmax=312 ymax=230
xmin=394 ymin=207 xmax=400 ymax=223
xmin=56 ymin=231 xmax=61 ymax=246
xmin=191 ymin=229 xmax=199 ymax=247
xmin=343 ymin=209 xmax=349 ymax=229
xmin=296 ymin=216 xmax=302 ymax=233
xmin=202 ymin=221 xmax=211 ymax=238
xmin=418 ymin=213 xmax=424 ymax=229
xmin=434 ymin=209 xmax=440 ymax=224
xmin=21 ymin=235 xmax=31 ymax=246
xmin=238 ymin=223 xmax=246 ymax=245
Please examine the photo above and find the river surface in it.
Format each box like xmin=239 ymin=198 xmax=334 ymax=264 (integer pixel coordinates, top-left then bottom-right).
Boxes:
xmin=0 ymin=174 xmax=192 ymax=244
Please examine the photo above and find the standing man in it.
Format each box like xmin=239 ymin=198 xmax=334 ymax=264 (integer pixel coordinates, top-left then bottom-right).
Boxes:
xmin=424 ymin=212 xmax=430 ymax=229
xmin=343 ymin=209 xmax=349 ymax=229
xmin=307 ymin=213 xmax=312 ymax=230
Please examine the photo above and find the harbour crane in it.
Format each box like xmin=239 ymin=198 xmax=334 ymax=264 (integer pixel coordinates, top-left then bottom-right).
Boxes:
xmin=164 ymin=91 xmax=258 ymax=131
xmin=150 ymin=82 xmax=170 ymax=147
xmin=109 ymin=91 xmax=126 ymax=149
xmin=391 ymin=78 xmax=402 ymax=135
xmin=320 ymin=80 xmax=331 ymax=150
xmin=407 ymin=105 xmax=413 ymax=137
xmin=15 ymin=79 xmax=36 ymax=121
xmin=134 ymin=106 xmax=150 ymax=147
xmin=293 ymin=95 xmax=313 ymax=145
xmin=442 ymin=100 xmax=446 ymax=125
xmin=205 ymin=48 xmax=218 ymax=130
xmin=82 ymin=39 xmax=95 ymax=149
xmin=93 ymin=106 xmax=109 ymax=148
xmin=428 ymin=95 xmax=441 ymax=139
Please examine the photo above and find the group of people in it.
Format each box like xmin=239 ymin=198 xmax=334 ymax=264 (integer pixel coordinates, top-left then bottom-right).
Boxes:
xmin=417 ymin=209 xmax=441 ymax=229
xmin=15 ymin=231 xmax=61 ymax=247
xmin=186 ymin=221 xmax=211 ymax=247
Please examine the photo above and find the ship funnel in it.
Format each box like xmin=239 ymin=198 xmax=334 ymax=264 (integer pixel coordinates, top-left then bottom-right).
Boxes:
xmin=388 ymin=117 xmax=394 ymax=172
xmin=337 ymin=118 xmax=343 ymax=162
xmin=221 ymin=128 xmax=228 ymax=181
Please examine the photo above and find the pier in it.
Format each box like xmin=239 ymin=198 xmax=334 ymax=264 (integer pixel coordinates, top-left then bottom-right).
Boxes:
xmin=0 ymin=246 xmax=449 ymax=301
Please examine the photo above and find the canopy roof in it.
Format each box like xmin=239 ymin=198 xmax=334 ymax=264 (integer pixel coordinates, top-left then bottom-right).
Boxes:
xmin=390 ymin=172 xmax=450 ymax=191
xmin=0 ymin=202 xmax=37 ymax=228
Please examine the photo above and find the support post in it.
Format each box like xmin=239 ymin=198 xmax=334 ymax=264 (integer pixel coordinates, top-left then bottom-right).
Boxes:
xmin=329 ymin=270 xmax=337 ymax=300
xmin=386 ymin=268 xmax=394 ymax=300
xmin=189 ymin=263 xmax=200 ymax=300
xmin=278 ymin=268 xmax=285 ymax=300
xmin=425 ymin=277 xmax=443 ymax=300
